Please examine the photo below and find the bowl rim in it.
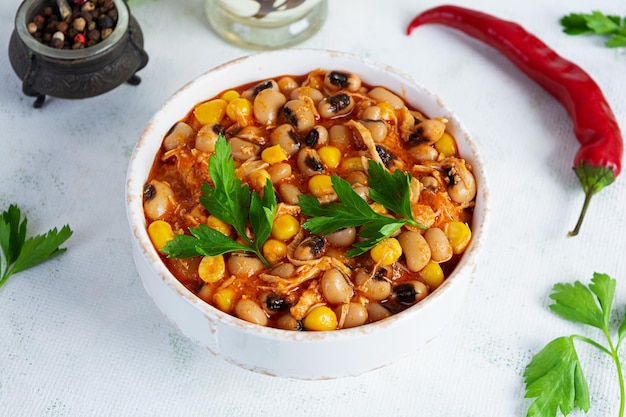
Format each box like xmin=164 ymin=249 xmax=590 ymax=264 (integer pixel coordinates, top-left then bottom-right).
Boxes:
xmin=126 ymin=48 xmax=490 ymax=342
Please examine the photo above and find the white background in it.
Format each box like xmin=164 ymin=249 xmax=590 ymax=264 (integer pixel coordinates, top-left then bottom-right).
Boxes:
xmin=1 ymin=0 xmax=625 ymax=416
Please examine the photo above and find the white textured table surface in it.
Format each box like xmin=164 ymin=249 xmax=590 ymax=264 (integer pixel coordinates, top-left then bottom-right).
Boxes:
xmin=1 ymin=0 xmax=625 ymax=416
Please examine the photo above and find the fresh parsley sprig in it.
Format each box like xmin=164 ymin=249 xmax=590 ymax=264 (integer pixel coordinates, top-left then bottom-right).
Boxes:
xmin=162 ymin=136 xmax=276 ymax=267
xmin=561 ymin=11 xmax=626 ymax=47
xmin=524 ymin=273 xmax=626 ymax=417
xmin=299 ymin=160 xmax=425 ymax=257
xmin=0 ymin=204 xmax=72 ymax=288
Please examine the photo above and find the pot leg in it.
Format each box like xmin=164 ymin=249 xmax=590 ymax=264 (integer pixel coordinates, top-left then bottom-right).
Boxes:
xmin=22 ymin=54 xmax=46 ymax=108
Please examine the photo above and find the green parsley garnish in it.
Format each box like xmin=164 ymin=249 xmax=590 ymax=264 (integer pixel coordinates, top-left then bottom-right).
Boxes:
xmin=560 ymin=12 xmax=626 ymax=47
xmin=524 ymin=272 xmax=626 ymax=417
xmin=162 ymin=135 xmax=277 ymax=267
xmin=299 ymin=160 xmax=426 ymax=257
xmin=0 ymin=204 xmax=72 ymax=288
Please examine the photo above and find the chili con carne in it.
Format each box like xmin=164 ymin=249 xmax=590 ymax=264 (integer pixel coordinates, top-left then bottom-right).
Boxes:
xmin=406 ymin=5 xmax=624 ymax=236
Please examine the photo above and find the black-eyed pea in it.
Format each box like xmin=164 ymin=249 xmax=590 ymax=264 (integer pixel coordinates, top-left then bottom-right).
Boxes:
xmin=297 ymin=148 xmax=325 ymax=176
xmin=235 ymin=298 xmax=269 ymax=326
xmin=361 ymin=120 xmax=388 ymax=143
xmin=354 ymin=268 xmax=391 ymax=301
xmin=303 ymin=125 xmax=329 ymax=148
xmin=163 ymin=122 xmax=194 ymax=151
xmin=267 ymin=162 xmax=292 ymax=183
xmin=326 ymin=227 xmax=357 ymax=247
xmin=270 ymin=124 xmax=301 ymax=156
xmin=241 ymin=79 xmax=279 ymax=101
xmin=366 ymin=302 xmax=391 ymax=322
xmin=324 ymin=70 xmax=362 ymax=92
xmin=253 ymin=89 xmax=287 ymax=126
xmin=321 ymin=268 xmax=353 ymax=304
xmin=229 ymin=137 xmax=260 ymax=161
xmin=409 ymin=119 xmax=447 ymax=143
xmin=397 ymin=231 xmax=431 ymax=272
xmin=293 ymin=235 xmax=327 ymax=261
xmin=318 ymin=93 xmax=355 ymax=119
xmin=446 ymin=162 xmax=477 ymax=204
xmin=424 ymin=227 xmax=453 ymax=263
xmin=336 ymin=302 xmax=368 ymax=328
xmin=143 ymin=180 xmax=175 ymax=221
xmin=195 ymin=123 xmax=225 ymax=153
xmin=282 ymin=99 xmax=316 ymax=132
xmin=278 ymin=183 xmax=301 ymax=204
xmin=227 ymin=254 xmax=265 ymax=279
xmin=391 ymin=281 xmax=429 ymax=305
xmin=367 ymin=87 xmax=405 ymax=110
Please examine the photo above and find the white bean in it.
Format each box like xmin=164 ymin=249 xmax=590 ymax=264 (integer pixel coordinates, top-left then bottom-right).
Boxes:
xmin=326 ymin=227 xmax=357 ymax=247
xmin=424 ymin=227 xmax=453 ymax=263
xmin=321 ymin=268 xmax=353 ymax=304
xmin=235 ymin=299 xmax=268 ymax=326
xmin=227 ymin=254 xmax=265 ymax=279
xmin=229 ymin=137 xmax=260 ymax=161
xmin=337 ymin=302 xmax=368 ymax=328
xmin=195 ymin=123 xmax=223 ymax=153
xmin=270 ymin=124 xmax=301 ymax=156
xmin=267 ymin=162 xmax=292 ymax=183
xmin=367 ymin=87 xmax=405 ymax=110
xmin=253 ymin=89 xmax=286 ymax=126
xmin=397 ymin=231 xmax=431 ymax=272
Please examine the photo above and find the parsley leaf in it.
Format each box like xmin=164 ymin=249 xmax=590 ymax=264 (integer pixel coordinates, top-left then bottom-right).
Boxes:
xmin=523 ymin=273 xmax=625 ymax=417
xmin=561 ymin=11 xmax=626 ymax=47
xmin=162 ymin=135 xmax=276 ymax=266
xmin=300 ymin=162 xmax=425 ymax=257
xmin=524 ymin=337 xmax=590 ymax=417
xmin=0 ymin=204 xmax=72 ymax=288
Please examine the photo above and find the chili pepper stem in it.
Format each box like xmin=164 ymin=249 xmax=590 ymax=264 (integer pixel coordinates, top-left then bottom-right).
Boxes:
xmin=568 ymin=191 xmax=594 ymax=237
xmin=568 ymin=163 xmax=616 ymax=237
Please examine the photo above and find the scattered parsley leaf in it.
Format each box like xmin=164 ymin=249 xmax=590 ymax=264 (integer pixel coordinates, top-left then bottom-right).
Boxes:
xmin=523 ymin=273 xmax=626 ymax=417
xmin=560 ymin=11 xmax=626 ymax=47
xmin=0 ymin=204 xmax=72 ymax=288
xmin=524 ymin=337 xmax=590 ymax=417
xmin=300 ymin=162 xmax=425 ymax=257
xmin=162 ymin=136 xmax=275 ymax=266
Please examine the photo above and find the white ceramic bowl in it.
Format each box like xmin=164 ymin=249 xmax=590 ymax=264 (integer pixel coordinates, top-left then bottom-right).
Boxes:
xmin=126 ymin=49 xmax=489 ymax=380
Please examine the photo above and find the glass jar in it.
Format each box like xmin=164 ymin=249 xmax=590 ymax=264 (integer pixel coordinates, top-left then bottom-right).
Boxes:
xmin=205 ymin=0 xmax=328 ymax=50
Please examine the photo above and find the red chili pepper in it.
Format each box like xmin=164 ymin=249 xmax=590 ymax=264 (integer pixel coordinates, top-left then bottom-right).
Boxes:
xmin=407 ymin=5 xmax=623 ymax=236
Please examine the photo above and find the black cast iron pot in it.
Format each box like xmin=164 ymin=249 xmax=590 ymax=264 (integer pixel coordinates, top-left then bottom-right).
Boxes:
xmin=9 ymin=0 xmax=149 ymax=108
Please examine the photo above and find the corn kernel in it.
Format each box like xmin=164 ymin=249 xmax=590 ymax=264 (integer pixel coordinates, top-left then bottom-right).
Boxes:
xmin=434 ymin=132 xmax=458 ymax=157
xmin=340 ymin=156 xmax=365 ymax=173
xmin=445 ymin=221 xmax=472 ymax=254
xmin=317 ymin=146 xmax=342 ymax=169
xmin=198 ymin=255 xmax=226 ymax=283
xmin=369 ymin=202 xmax=388 ymax=214
xmin=271 ymin=214 xmax=300 ymax=240
xmin=261 ymin=144 xmax=289 ymax=165
xmin=220 ymin=90 xmax=240 ymax=102
xmin=193 ymin=99 xmax=227 ymax=125
xmin=207 ymin=215 xmax=232 ymax=236
xmin=420 ymin=261 xmax=445 ymax=289
xmin=370 ymin=237 xmax=402 ymax=266
xmin=262 ymin=239 xmax=288 ymax=264
xmin=303 ymin=305 xmax=337 ymax=331
xmin=226 ymin=97 xmax=253 ymax=126
xmin=308 ymin=174 xmax=335 ymax=198
xmin=377 ymin=102 xmax=396 ymax=121
xmin=213 ymin=288 xmax=236 ymax=313
xmin=248 ymin=169 xmax=272 ymax=191
xmin=147 ymin=220 xmax=174 ymax=252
